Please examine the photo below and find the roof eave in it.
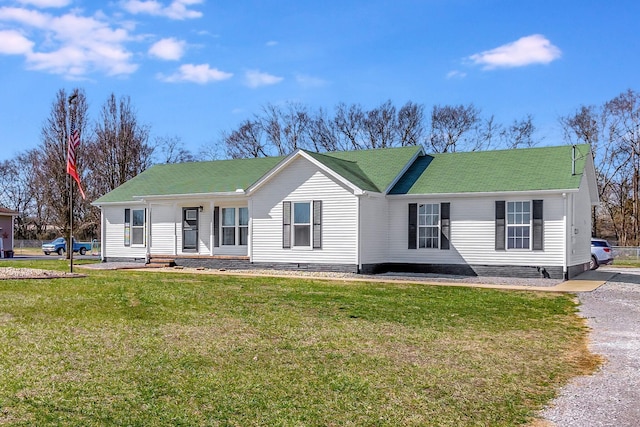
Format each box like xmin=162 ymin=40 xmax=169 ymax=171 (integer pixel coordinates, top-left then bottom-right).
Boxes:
xmin=246 ymin=149 xmax=364 ymax=195
xmin=92 ymin=190 xmax=247 ymax=206
xmin=386 ymin=188 xmax=581 ymax=199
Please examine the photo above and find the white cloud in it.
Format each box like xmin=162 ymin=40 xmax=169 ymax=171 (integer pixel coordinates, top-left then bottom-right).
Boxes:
xmin=149 ymin=37 xmax=185 ymax=60
xmin=0 ymin=6 xmax=137 ymax=77
xmin=16 ymin=0 xmax=71 ymax=8
xmin=446 ymin=70 xmax=466 ymax=79
xmin=265 ymin=40 xmax=278 ymax=47
xmin=159 ymin=63 xmax=233 ymax=84
xmin=295 ymin=73 xmax=327 ymax=88
xmin=469 ymin=34 xmax=561 ymax=70
xmin=121 ymin=0 xmax=203 ymax=20
xmin=245 ymin=69 xmax=283 ymax=88
xmin=0 ymin=29 xmax=34 ymax=54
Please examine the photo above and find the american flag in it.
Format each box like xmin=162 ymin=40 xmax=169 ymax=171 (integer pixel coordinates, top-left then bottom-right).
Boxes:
xmin=67 ymin=116 xmax=86 ymax=199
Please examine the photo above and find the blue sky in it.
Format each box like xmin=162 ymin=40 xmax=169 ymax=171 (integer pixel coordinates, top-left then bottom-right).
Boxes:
xmin=1 ymin=0 xmax=638 ymax=162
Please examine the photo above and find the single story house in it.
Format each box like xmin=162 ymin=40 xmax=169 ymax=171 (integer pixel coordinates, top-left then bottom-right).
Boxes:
xmin=93 ymin=144 xmax=598 ymax=279
xmin=0 ymin=207 xmax=18 ymax=258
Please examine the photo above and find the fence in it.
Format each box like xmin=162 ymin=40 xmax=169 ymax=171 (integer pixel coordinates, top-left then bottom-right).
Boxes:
xmin=612 ymin=246 xmax=640 ymax=261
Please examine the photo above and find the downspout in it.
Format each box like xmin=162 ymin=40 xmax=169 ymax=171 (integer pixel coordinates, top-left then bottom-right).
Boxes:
xmin=173 ymin=202 xmax=178 ymax=256
xmin=101 ymin=209 xmax=105 ymax=261
xmin=209 ymin=201 xmax=215 ymax=255
xmin=562 ymin=193 xmax=568 ymax=279
xmin=145 ymin=202 xmax=151 ymax=264
xmin=248 ymin=198 xmax=253 ymax=262
xmin=356 ymin=195 xmax=361 ymax=273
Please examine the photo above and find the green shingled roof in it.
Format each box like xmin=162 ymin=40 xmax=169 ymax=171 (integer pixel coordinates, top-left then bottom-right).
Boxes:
xmin=93 ymin=156 xmax=285 ymax=204
xmin=94 ymin=144 xmax=588 ymax=204
xmin=304 ymin=145 xmax=422 ymax=192
xmin=390 ymin=144 xmax=591 ymax=195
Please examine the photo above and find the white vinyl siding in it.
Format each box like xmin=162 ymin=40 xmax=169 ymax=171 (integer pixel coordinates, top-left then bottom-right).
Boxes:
xmin=568 ymin=175 xmax=593 ymax=266
xmin=103 ymin=205 xmax=147 ymax=259
xmin=388 ymin=195 xmax=566 ymax=267
xmin=358 ymin=196 xmax=388 ymax=265
xmin=251 ymin=156 xmax=358 ymax=265
xmin=150 ymin=204 xmax=176 ymax=255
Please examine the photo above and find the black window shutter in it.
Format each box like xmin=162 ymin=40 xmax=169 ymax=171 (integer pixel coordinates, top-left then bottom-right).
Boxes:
xmin=282 ymin=201 xmax=291 ymax=249
xmin=408 ymin=203 xmax=417 ymax=249
xmin=440 ymin=202 xmax=450 ymax=250
xmin=313 ymin=200 xmax=322 ymax=249
xmin=532 ymin=200 xmax=543 ymax=251
xmin=213 ymin=207 xmax=220 ymax=247
xmin=495 ymin=201 xmax=506 ymax=251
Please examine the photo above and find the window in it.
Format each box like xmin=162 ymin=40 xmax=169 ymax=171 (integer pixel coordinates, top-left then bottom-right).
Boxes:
xmin=239 ymin=207 xmax=249 ymax=246
xmin=418 ymin=203 xmax=439 ymax=248
xmin=125 ymin=208 xmax=145 ymax=246
xmin=408 ymin=203 xmax=450 ymax=250
xmin=293 ymin=202 xmax=311 ymax=247
xmin=222 ymin=208 xmax=236 ymax=245
xmin=507 ymin=201 xmax=530 ymax=249
xmin=282 ymin=201 xmax=322 ymax=249
xmin=221 ymin=207 xmax=249 ymax=246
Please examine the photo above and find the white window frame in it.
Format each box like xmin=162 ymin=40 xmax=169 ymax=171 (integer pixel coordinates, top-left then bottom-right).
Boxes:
xmin=239 ymin=207 xmax=249 ymax=246
xmin=418 ymin=203 xmax=439 ymax=249
xmin=221 ymin=207 xmax=249 ymax=247
xmin=131 ymin=208 xmax=145 ymax=247
xmin=506 ymin=201 xmax=531 ymax=250
xmin=293 ymin=201 xmax=312 ymax=248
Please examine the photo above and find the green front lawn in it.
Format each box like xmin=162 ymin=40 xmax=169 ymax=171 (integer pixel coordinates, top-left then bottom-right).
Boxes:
xmin=0 ymin=261 xmax=598 ymax=426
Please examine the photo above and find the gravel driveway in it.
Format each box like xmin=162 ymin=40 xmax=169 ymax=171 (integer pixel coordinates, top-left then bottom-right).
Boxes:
xmin=541 ymin=267 xmax=640 ymax=426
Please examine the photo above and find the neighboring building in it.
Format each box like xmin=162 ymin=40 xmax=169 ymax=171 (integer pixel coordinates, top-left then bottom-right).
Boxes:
xmin=93 ymin=144 xmax=598 ymax=279
xmin=0 ymin=207 xmax=18 ymax=258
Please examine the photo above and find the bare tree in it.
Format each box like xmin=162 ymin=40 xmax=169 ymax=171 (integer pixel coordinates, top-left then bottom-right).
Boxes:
xmin=224 ymin=119 xmax=267 ymax=159
xmin=429 ymin=104 xmax=482 ymax=152
xmin=562 ymin=91 xmax=640 ymax=244
xmin=197 ymin=140 xmax=224 ymax=161
xmin=0 ymin=155 xmax=38 ymax=238
xmin=86 ymin=93 xmax=153 ymax=198
xmin=307 ymin=107 xmax=339 ymax=152
xmin=334 ymin=102 xmax=365 ymax=150
xmin=261 ymin=102 xmax=310 ymax=155
xmin=32 ymin=88 xmax=90 ymax=242
xmin=397 ymin=101 xmax=425 ymax=146
xmin=500 ymin=115 xmax=538 ymax=149
xmin=603 ymin=89 xmax=640 ymax=244
xmin=155 ymin=135 xmax=195 ymax=163
xmin=363 ymin=100 xmax=397 ymax=148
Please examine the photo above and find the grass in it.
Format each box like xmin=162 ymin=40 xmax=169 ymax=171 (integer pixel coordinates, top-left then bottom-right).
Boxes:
xmin=0 ymin=260 xmax=599 ymax=426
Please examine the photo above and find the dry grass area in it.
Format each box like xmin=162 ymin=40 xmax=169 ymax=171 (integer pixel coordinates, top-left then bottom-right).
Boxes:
xmin=0 ymin=260 xmax=600 ymax=426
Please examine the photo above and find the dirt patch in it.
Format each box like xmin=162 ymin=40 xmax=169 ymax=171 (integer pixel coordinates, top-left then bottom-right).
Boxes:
xmin=0 ymin=267 xmax=85 ymax=280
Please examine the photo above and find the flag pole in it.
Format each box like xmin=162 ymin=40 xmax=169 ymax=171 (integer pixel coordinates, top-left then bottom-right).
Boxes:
xmin=68 ymin=93 xmax=77 ymax=274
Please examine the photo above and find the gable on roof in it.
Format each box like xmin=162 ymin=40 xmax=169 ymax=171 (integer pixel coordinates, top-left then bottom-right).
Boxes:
xmin=390 ymin=144 xmax=593 ymax=195
xmin=249 ymin=145 xmax=423 ymax=195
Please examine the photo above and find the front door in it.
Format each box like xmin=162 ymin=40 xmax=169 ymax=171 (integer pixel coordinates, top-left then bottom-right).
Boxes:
xmin=182 ymin=208 xmax=199 ymax=252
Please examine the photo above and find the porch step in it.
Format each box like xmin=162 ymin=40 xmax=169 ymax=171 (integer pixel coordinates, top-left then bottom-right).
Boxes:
xmin=147 ymin=257 xmax=176 ymax=268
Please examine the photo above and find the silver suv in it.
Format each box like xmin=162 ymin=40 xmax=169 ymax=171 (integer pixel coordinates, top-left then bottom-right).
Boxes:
xmin=590 ymin=238 xmax=614 ymax=270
